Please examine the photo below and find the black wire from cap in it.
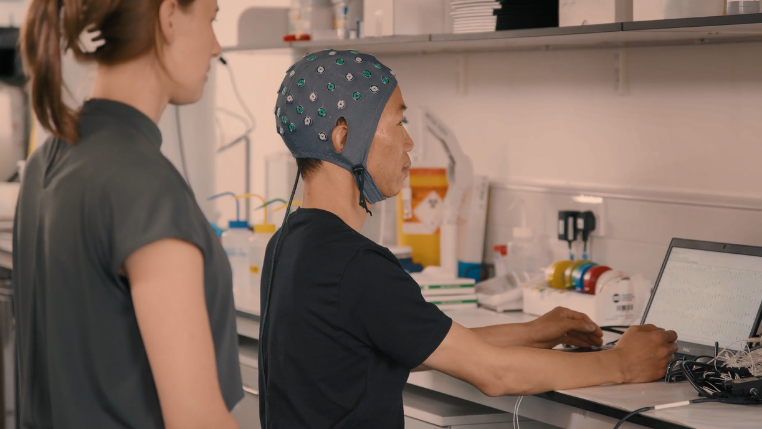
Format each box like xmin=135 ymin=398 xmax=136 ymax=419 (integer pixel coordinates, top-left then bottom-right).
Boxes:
xmin=260 ymin=168 xmax=301 ymax=428
xmin=352 ymin=165 xmax=372 ymax=216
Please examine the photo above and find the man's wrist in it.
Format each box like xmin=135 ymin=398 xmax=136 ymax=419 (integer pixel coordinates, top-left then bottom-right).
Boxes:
xmin=522 ymin=320 xmax=541 ymax=348
xmin=601 ymin=349 xmax=627 ymax=384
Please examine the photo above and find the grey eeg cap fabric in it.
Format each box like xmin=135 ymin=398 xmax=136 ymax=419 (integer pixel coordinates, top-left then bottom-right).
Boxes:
xmin=274 ymin=49 xmax=399 ymax=206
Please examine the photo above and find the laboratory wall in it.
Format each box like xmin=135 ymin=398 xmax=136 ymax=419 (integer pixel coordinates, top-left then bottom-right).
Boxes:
xmin=214 ymin=1 xmax=762 ymax=284
xmin=7 ymin=0 xmax=762 ymax=283
xmin=0 ymin=1 xmax=25 ymax=27
xmin=377 ymin=44 xmax=762 ymax=281
xmin=214 ymin=0 xmax=296 ymax=223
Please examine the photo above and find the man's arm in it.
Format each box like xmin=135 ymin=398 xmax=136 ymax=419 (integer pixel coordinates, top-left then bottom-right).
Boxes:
xmin=471 ymin=307 xmax=604 ymax=349
xmin=423 ymin=322 xmax=677 ymax=396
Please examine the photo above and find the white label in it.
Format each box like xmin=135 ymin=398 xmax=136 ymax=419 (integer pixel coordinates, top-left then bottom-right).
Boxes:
xmin=410 ymin=190 xmax=443 ymax=234
xmin=558 ymin=219 xmax=565 ymax=236
xmin=596 ymin=278 xmax=636 ymax=324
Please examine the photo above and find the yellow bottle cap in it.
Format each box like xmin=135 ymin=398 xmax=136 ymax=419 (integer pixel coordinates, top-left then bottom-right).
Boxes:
xmin=254 ymin=224 xmax=277 ymax=234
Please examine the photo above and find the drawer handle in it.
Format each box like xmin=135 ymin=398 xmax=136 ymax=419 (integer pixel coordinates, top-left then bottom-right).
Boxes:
xmin=243 ymin=386 xmax=259 ymax=396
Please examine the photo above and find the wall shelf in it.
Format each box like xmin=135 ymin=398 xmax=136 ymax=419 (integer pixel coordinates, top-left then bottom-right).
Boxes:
xmin=223 ymin=14 xmax=762 ymax=56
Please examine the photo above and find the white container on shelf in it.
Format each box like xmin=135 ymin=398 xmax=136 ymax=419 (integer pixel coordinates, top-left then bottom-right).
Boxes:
xmin=663 ymin=0 xmax=726 ymax=19
xmin=559 ymin=0 xmax=633 ymax=27
xmin=634 ymin=0 xmax=726 ymax=21
xmin=363 ymin=0 xmax=446 ymax=37
xmin=727 ymin=1 xmax=761 ymax=15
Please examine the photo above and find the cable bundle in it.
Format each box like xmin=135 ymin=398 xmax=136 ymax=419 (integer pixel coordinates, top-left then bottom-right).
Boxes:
xmin=614 ymin=339 xmax=762 ymax=428
xmin=665 ymin=340 xmax=762 ymax=403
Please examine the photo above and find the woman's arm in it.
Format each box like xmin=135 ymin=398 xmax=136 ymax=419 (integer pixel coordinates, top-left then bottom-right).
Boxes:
xmin=125 ymin=238 xmax=239 ymax=429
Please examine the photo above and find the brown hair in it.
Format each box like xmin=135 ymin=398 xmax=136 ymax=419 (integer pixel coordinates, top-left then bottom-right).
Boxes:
xmin=20 ymin=0 xmax=195 ymax=143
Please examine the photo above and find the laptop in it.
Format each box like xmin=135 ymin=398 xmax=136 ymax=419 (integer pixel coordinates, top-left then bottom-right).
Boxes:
xmin=563 ymin=238 xmax=762 ymax=359
xmin=641 ymin=238 xmax=762 ymax=359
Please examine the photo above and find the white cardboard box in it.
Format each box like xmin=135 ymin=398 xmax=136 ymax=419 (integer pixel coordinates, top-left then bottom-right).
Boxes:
xmin=560 ymin=0 xmax=634 ymax=27
xmin=523 ymin=275 xmax=651 ymax=326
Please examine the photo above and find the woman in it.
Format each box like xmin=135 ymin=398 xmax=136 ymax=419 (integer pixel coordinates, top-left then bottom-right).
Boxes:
xmin=13 ymin=0 xmax=242 ymax=427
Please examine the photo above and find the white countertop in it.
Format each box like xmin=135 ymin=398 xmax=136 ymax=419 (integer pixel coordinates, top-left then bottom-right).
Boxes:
xmin=412 ymin=308 xmax=762 ymax=429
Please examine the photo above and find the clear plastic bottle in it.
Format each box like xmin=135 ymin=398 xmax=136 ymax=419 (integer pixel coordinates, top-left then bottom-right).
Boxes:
xmin=247 ymin=224 xmax=276 ymax=315
xmin=290 ymin=0 xmax=313 ymax=38
xmin=221 ymin=221 xmax=252 ymax=308
xmin=506 ymin=227 xmax=550 ymax=277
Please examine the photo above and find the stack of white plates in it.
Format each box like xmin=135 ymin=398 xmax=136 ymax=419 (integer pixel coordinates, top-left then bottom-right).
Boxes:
xmin=451 ymin=0 xmax=501 ymax=34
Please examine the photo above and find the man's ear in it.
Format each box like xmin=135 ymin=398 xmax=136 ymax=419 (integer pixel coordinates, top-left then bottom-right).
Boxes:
xmin=331 ymin=117 xmax=348 ymax=153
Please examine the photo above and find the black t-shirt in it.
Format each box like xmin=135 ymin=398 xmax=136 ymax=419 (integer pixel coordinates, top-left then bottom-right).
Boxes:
xmin=12 ymin=99 xmax=243 ymax=428
xmin=258 ymin=208 xmax=452 ymax=428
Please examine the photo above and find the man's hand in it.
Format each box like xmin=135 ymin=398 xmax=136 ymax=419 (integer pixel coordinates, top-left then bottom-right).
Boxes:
xmin=613 ymin=324 xmax=678 ymax=383
xmin=525 ymin=307 xmax=604 ymax=349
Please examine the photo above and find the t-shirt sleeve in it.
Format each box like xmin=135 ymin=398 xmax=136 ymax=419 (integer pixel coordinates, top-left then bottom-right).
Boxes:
xmin=95 ymin=167 xmax=203 ymax=274
xmin=338 ymin=247 xmax=453 ymax=369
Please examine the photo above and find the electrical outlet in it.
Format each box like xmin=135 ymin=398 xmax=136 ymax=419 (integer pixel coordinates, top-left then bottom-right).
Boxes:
xmin=569 ymin=195 xmax=606 ymax=237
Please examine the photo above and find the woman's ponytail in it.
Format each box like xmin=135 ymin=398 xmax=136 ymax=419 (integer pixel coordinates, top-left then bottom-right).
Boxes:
xmin=21 ymin=0 xmax=81 ymax=143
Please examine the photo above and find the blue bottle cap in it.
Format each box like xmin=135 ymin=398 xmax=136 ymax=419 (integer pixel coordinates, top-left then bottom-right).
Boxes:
xmin=229 ymin=220 xmax=249 ymax=229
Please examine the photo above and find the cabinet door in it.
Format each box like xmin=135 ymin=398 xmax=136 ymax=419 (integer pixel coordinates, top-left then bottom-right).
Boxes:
xmin=405 ymin=416 xmax=444 ymax=429
xmin=232 ymin=391 xmax=260 ymax=429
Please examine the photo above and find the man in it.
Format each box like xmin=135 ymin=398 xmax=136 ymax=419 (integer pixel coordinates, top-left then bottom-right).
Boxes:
xmin=259 ymin=49 xmax=678 ymax=428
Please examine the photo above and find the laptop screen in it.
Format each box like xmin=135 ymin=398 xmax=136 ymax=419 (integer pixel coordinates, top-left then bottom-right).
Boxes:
xmin=643 ymin=247 xmax=762 ymax=351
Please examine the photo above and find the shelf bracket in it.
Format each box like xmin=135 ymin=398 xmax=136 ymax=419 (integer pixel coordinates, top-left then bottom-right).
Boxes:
xmin=614 ymin=49 xmax=628 ymax=96
xmin=457 ymin=55 xmax=467 ymax=96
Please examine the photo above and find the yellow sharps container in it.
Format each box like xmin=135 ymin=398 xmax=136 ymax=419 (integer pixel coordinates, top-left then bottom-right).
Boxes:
xmin=397 ymin=168 xmax=448 ymax=267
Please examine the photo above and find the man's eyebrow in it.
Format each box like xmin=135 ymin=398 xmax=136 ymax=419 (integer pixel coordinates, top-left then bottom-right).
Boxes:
xmin=401 ymin=104 xmax=407 ymax=112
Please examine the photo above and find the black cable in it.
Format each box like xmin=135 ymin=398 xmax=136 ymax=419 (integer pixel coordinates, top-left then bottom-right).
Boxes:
xmin=259 ymin=169 xmax=301 ymax=429
xmin=174 ymin=106 xmax=190 ymax=187
xmin=600 ymin=326 xmax=630 ymax=335
xmin=613 ymin=406 xmax=653 ymax=429
xmin=613 ymin=399 xmax=718 ymax=429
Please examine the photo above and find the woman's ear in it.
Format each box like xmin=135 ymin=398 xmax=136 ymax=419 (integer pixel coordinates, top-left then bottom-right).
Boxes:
xmin=158 ymin=0 xmax=179 ymax=45
xmin=331 ymin=117 xmax=348 ymax=153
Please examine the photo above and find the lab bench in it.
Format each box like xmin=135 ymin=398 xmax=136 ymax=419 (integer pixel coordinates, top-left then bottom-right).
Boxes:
xmin=410 ymin=309 xmax=762 ymax=429
xmin=235 ymin=308 xmax=762 ymax=428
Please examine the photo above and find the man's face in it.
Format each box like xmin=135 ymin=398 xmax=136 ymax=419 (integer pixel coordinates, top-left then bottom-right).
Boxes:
xmin=366 ymin=86 xmax=414 ymax=198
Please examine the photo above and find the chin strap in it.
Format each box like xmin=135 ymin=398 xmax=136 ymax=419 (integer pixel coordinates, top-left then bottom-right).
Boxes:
xmin=352 ymin=165 xmax=373 ymax=216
